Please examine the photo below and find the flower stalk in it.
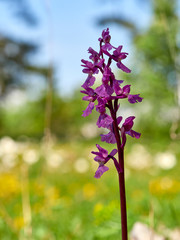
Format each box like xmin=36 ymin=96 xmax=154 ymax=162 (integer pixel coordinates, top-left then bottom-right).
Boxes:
xmin=109 ymin=99 xmax=127 ymax=239
xmin=80 ymin=28 xmax=143 ymax=240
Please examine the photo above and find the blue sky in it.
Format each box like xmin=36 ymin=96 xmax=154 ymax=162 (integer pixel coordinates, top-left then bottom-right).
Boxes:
xmin=0 ymin=0 xmax=152 ymax=96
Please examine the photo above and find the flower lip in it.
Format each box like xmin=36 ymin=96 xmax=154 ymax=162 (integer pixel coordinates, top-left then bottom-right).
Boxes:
xmin=94 ymin=165 xmax=109 ymax=178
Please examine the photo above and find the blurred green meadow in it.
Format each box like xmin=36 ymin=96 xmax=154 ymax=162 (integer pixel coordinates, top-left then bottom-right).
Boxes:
xmin=0 ymin=136 xmax=180 ymax=239
xmin=0 ymin=0 xmax=180 ymax=239
xmin=0 ymin=93 xmax=180 ymax=239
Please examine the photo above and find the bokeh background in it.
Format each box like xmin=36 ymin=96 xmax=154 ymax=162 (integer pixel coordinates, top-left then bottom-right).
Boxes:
xmin=0 ymin=0 xmax=180 ymax=239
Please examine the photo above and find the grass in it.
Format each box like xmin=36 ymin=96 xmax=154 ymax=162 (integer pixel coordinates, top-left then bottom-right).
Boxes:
xmin=0 ymin=137 xmax=179 ymax=239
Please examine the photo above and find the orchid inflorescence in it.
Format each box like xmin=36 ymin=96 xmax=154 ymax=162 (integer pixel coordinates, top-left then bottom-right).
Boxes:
xmin=81 ymin=28 xmax=143 ymax=179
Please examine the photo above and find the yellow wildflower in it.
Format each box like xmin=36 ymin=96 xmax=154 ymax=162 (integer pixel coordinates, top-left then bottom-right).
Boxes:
xmin=83 ymin=183 xmax=96 ymax=200
xmin=0 ymin=173 xmax=20 ymax=199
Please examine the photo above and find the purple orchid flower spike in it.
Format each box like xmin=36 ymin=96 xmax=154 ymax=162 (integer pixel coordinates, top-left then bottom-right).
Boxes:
xmin=80 ymin=28 xmax=143 ymax=240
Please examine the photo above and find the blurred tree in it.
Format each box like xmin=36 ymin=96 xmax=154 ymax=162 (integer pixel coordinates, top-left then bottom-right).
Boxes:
xmin=97 ymin=0 xmax=180 ymax=140
xmin=0 ymin=0 xmax=49 ymax=97
xmin=0 ymin=0 xmax=56 ymax=142
xmin=0 ymin=0 xmax=37 ymax=25
xmin=0 ymin=35 xmax=49 ymax=96
xmin=0 ymin=91 xmax=93 ymax=141
xmin=134 ymin=0 xmax=180 ymax=139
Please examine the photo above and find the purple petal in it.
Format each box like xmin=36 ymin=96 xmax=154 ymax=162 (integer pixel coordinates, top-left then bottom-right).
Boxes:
xmin=85 ymin=87 xmax=95 ymax=96
xmin=102 ymin=67 xmax=111 ymax=84
xmin=94 ymin=155 xmax=106 ymax=162
xmin=122 ymin=116 xmax=135 ymax=131
xmin=101 ymin=28 xmax=111 ymax=43
xmin=117 ymin=116 xmax=123 ymax=125
xmin=80 ymin=90 xmax=87 ymax=94
xmin=104 ymin=84 xmax=114 ymax=96
xmin=117 ymin=62 xmax=131 ymax=73
xmin=88 ymin=47 xmax=100 ymax=62
xmin=101 ymin=43 xmax=113 ymax=51
xmin=97 ymin=114 xmax=113 ymax=129
xmin=91 ymin=151 xmax=105 ymax=162
xmin=96 ymin=58 xmax=105 ymax=68
xmin=96 ymin=97 xmax=106 ymax=114
xmin=95 ymin=85 xmax=109 ymax=98
xmin=117 ymin=80 xmax=124 ymax=84
xmin=122 ymin=85 xmax=131 ymax=95
xmin=113 ymin=80 xmax=122 ymax=95
xmin=81 ymin=87 xmax=93 ymax=95
xmin=109 ymin=149 xmax=118 ymax=157
xmin=82 ymin=96 xmax=93 ymax=101
xmin=127 ymin=130 xmax=141 ymax=139
xmin=119 ymin=52 xmax=129 ymax=60
xmin=101 ymin=131 xmax=116 ymax=144
xmin=128 ymin=94 xmax=143 ymax=104
xmin=81 ymin=59 xmax=87 ymax=65
xmin=94 ymin=165 xmax=109 ymax=179
xmin=96 ymin=144 xmax=108 ymax=158
xmin=113 ymin=46 xmax=123 ymax=56
xmin=83 ymin=68 xmax=98 ymax=75
xmin=82 ymin=102 xmax=95 ymax=117
xmin=91 ymin=151 xmax=106 ymax=162
xmin=81 ymin=75 xmax=96 ymax=88
xmin=81 ymin=59 xmax=99 ymax=74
